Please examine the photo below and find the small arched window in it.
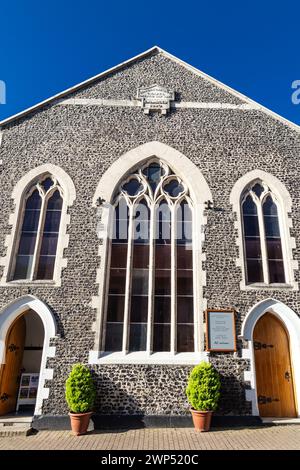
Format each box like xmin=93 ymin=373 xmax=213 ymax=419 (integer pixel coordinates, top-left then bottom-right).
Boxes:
xmin=241 ymin=181 xmax=285 ymax=284
xmin=104 ymin=160 xmax=195 ymax=354
xmin=12 ymin=176 xmax=63 ymax=281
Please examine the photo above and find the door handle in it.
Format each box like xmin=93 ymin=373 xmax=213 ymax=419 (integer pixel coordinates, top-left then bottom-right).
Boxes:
xmin=0 ymin=393 xmax=10 ymax=402
xmin=285 ymin=371 xmax=291 ymax=381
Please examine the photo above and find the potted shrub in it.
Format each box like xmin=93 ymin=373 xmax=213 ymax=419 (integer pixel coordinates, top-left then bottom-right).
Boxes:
xmin=186 ymin=361 xmax=221 ymax=432
xmin=65 ymin=363 xmax=96 ymax=436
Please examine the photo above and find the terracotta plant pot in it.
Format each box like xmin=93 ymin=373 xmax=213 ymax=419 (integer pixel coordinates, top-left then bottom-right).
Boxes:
xmin=190 ymin=409 xmax=212 ymax=432
xmin=69 ymin=411 xmax=93 ymax=436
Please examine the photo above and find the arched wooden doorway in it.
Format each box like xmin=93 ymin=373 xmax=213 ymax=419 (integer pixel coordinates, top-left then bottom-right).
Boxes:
xmin=254 ymin=312 xmax=296 ymax=417
xmin=0 ymin=310 xmax=44 ymax=416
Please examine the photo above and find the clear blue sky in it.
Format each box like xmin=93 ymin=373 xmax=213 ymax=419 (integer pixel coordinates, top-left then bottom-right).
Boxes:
xmin=1 ymin=1 xmax=300 ymax=124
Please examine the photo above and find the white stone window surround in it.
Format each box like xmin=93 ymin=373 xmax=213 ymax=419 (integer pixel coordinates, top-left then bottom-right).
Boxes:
xmin=0 ymin=164 xmax=76 ymax=287
xmin=241 ymin=298 xmax=300 ymax=417
xmin=230 ymin=170 xmax=298 ymax=291
xmin=0 ymin=295 xmax=57 ymax=416
xmin=89 ymin=141 xmax=212 ymax=365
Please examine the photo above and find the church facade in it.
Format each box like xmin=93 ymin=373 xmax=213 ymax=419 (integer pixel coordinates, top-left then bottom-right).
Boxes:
xmin=0 ymin=47 xmax=300 ymax=426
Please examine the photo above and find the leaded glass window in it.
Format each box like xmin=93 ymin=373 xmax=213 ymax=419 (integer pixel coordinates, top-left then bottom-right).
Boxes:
xmin=12 ymin=176 xmax=63 ymax=281
xmin=104 ymin=160 xmax=195 ymax=353
xmin=241 ymin=181 xmax=285 ymax=284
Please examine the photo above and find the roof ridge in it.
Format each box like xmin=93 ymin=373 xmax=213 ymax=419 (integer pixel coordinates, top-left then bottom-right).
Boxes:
xmin=0 ymin=46 xmax=299 ymax=132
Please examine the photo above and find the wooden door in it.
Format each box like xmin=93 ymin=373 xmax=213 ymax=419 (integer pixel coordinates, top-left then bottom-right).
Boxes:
xmin=0 ymin=315 xmax=26 ymax=415
xmin=254 ymin=313 xmax=296 ymax=417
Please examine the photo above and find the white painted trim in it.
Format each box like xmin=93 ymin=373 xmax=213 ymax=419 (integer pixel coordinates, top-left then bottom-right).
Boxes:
xmin=91 ymin=141 xmax=212 ymax=363
xmin=89 ymin=350 xmax=208 ymax=365
xmin=0 ymin=295 xmax=57 ymax=415
xmin=241 ymin=298 xmax=300 ymax=417
xmin=0 ymin=164 xmax=76 ymax=287
xmin=230 ymin=170 xmax=298 ymax=291
xmin=58 ymin=98 xmax=258 ymax=110
xmin=1 ymin=46 xmax=299 ymax=132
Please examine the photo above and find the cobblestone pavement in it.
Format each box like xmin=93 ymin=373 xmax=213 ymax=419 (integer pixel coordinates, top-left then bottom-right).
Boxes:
xmin=0 ymin=425 xmax=299 ymax=450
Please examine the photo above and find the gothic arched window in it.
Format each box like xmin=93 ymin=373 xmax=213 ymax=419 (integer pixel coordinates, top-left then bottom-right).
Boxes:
xmin=104 ymin=160 xmax=195 ymax=354
xmin=12 ymin=176 xmax=63 ymax=281
xmin=241 ymin=181 xmax=285 ymax=284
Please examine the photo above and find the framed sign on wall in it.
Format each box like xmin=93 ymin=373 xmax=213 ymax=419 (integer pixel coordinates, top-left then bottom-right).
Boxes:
xmin=205 ymin=309 xmax=236 ymax=352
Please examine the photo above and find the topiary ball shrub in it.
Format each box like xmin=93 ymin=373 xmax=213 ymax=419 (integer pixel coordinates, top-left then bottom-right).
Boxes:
xmin=186 ymin=361 xmax=221 ymax=411
xmin=65 ymin=364 xmax=96 ymax=413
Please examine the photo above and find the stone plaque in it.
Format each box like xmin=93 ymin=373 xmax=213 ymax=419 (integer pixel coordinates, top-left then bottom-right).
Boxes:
xmin=205 ymin=309 xmax=236 ymax=352
xmin=137 ymin=84 xmax=175 ymax=115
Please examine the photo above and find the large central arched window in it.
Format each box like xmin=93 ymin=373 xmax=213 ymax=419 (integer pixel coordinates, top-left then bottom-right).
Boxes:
xmin=104 ymin=160 xmax=195 ymax=354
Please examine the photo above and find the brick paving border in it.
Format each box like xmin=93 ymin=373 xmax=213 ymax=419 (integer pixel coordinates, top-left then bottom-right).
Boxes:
xmin=0 ymin=425 xmax=299 ymax=450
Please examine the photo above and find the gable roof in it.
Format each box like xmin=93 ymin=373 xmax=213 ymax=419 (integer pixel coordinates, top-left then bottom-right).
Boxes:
xmin=0 ymin=46 xmax=299 ymax=132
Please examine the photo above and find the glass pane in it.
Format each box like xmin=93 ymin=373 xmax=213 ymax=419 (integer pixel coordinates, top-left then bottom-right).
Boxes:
xmin=155 ymin=270 xmax=171 ymax=295
xmin=153 ymin=324 xmax=170 ymax=352
xmin=114 ymin=219 xmax=129 ymax=243
xmin=263 ymin=215 xmax=280 ymax=237
xmin=177 ymin=245 xmax=193 ymax=269
xmin=155 ymin=200 xmax=171 ymax=243
xmin=163 ymin=179 xmax=184 ymax=197
xmin=44 ymin=210 xmax=61 ymax=232
xmin=245 ymin=238 xmax=262 ymax=259
xmin=177 ymin=325 xmax=194 ymax=353
xmin=40 ymin=233 xmax=58 ymax=255
xmin=246 ymin=259 xmax=263 ymax=283
xmin=129 ymin=323 xmax=147 ymax=351
xmin=115 ymin=198 xmax=129 ymax=221
xmin=133 ymin=199 xmax=149 ymax=220
xmin=105 ymin=323 xmax=123 ymax=351
xmin=156 ymin=222 xmax=171 ymax=243
xmin=133 ymin=221 xmax=149 ymax=243
xmin=108 ymin=268 xmax=127 ymax=294
xmin=176 ymin=200 xmax=193 ymax=243
xmin=113 ymin=199 xmax=129 ymax=242
xmin=177 ymin=270 xmax=193 ymax=295
xmin=22 ymin=210 xmax=40 ymax=231
xmin=176 ymin=200 xmax=192 ymax=223
xmin=47 ymin=190 xmax=62 ymax=210
xmin=26 ymin=190 xmax=41 ymax=210
xmin=122 ymin=178 xmax=143 ymax=196
xmin=266 ymin=238 xmax=283 ymax=260
xmin=243 ymin=215 xmax=260 ymax=237
xmin=110 ymin=244 xmax=128 ymax=268
xmin=155 ymin=244 xmax=171 ymax=269
xmin=252 ymin=183 xmax=264 ymax=198
xmin=268 ymin=260 xmax=285 ymax=283
xmin=177 ymin=222 xmax=192 ymax=244
xmin=154 ymin=297 xmax=171 ymax=323
xmin=41 ymin=177 xmax=54 ymax=192
xmin=130 ymin=296 xmax=148 ymax=322
xmin=242 ymin=195 xmax=257 ymax=215
xmin=143 ymin=162 xmax=163 ymax=192
xmin=156 ymin=201 xmax=171 ymax=221
xmin=18 ymin=233 xmax=37 ymax=255
xmin=177 ymin=297 xmax=194 ymax=323
xmin=263 ymin=196 xmax=278 ymax=216
xmin=36 ymin=256 xmax=55 ymax=280
xmin=133 ymin=244 xmax=149 ymax=268
xmin=106 ymin=295 xmax=125 ymax=322
xmin=13 ymin=255 xmax=34 ymax=280
xmin=132 ymin=269 xmax=149 ymax=295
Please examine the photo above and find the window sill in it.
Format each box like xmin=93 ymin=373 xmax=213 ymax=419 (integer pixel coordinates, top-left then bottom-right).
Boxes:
xmin=0 ymin=280 xmax=58 ymax=287
xmin=89 ymin=350 xmax=207 ymax=365
xmin=241 ymin=283 xmax=295 ymax=291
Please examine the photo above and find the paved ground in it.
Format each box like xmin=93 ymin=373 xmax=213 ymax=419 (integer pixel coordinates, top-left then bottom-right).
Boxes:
xmin=0 ymin=425 xmax=299 ymax=450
